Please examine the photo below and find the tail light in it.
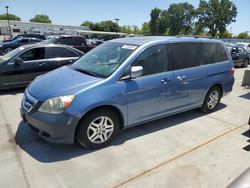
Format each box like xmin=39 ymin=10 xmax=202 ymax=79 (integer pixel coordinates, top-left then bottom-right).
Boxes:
xmin=230 ymin=67 xmax=235 ymax=76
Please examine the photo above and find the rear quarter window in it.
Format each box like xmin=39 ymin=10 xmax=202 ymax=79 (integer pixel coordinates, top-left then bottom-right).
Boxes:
xmin=203 ymin=43 xmax=228 ymax=65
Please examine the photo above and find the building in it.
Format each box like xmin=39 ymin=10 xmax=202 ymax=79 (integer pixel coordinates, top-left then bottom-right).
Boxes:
xmin=0 ymin=20 xmax=128 ymax=40
xmin=0 ymin=20 xmax=91 ymax=36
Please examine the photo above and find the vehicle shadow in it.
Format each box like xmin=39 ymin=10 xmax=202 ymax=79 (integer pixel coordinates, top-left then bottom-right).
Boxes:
xmin=239 ymin=92 xmax=250 ymax=100
xmin=242 ymin=129 xmax=250 ymax=152
xmin=15 ymin=103 xmax=227 ymax=163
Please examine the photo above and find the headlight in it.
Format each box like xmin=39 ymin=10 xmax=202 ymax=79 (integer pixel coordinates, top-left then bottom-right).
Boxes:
xmin=38 ymin=95 xmax=75 ymax=114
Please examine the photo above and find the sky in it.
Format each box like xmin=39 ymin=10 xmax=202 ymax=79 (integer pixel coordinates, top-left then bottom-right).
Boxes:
xmin=0 ymin=0 xmax=249 ymax=35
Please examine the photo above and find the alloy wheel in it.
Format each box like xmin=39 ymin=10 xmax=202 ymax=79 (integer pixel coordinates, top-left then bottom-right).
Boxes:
xmin=207 ymin=91 xmax=219 ymax=109
xmin=87 ymin=116 xmax=114 ymax=144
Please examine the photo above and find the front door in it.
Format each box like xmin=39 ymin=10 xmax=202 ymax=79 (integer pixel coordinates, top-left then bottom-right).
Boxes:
xmin=3 ymin=47 xmax=46 ymax=88
xmin=125 ymin=44 xmax=174 ymax=125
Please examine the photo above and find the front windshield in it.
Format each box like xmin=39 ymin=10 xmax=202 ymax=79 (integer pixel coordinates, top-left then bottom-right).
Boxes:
xmin=70 ymin=42 xmax=137 ymax=78
xmin=0 ymin=46 xmax=26 ymax=61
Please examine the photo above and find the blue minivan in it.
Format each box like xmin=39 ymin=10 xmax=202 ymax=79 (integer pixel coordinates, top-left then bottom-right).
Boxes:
xmin=20 ymin=37 xmax=235 ymax=149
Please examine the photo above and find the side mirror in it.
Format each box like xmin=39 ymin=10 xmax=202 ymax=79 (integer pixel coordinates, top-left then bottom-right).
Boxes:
xmin=14 ymin=58 xmax=23 ymax=65
xmin=131 ymin=66 xmax=143 ymax=78
xmin=231 ymin=47 xmax=238 ymax=54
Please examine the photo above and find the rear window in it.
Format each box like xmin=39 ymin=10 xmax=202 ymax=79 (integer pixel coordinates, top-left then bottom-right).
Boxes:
xmin=203 ymin=43 xmax=228 ymax=64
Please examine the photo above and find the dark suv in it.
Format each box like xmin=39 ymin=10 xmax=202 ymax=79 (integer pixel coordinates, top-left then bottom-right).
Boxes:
xmin=43 ymin=35 xmax=96 ymax=53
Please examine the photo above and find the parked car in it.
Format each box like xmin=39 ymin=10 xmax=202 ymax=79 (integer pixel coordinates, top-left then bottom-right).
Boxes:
xmin=20 ymin=36 xmax=234 ymax=149
xmin=2 ymin=33 xmax=46 ymax=43
xmin=0 ymin=44 xmax=83 ymax=90
xmin=227 ymin=46 xmax=249 ymax=67
xmin=237 ymin=42 xmax=250 ymax=53
xmin=0 ymin=37 xmax=42 ymax=55
xmin=42 ymin=35 xmax=96 ymax=53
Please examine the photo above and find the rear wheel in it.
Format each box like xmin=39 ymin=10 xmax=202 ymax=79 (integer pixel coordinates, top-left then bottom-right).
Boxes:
xmin=76 ymin=109 xmax=120 ymax=149
xmin=201 ymin=86 xmax=222 ymax=113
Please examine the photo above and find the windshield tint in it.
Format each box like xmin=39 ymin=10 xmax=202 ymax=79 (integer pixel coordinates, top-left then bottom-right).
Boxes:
xmin=0 ymin=46 xmax=26 ymax=61
xmin=70 ymin=42 xmax=137 ymax=78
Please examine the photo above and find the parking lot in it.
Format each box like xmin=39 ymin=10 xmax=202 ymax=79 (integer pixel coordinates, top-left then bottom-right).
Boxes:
xmin=0 ymin=68 xmax=249 ymax=188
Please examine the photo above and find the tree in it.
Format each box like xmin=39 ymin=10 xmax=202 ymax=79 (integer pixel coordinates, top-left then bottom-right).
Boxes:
xmin=0 ymin=13 xmax=21 ymax=21
xmin=196 ymin=0 xmax=237 ymax=37
xmin=149 ymin=8 xmax=161 ymax=35
xmin=141 ymin=22 xmax=150 ymax=35
xmin=120 ymin=25 xmax=132 ymax=34
xmin=98 ymin=21 xmax=119 ymax=32
xmin=30 ymin=14 xmax=51 ymax=23
xmin=167 ymin=2 xmax=195 ymax=35
xmin=81 ymin=21 xmax=95 ymax=30
xmin=237 ymin=32 xmax=249 ymax=39
xmin=81 ymin=20 xmax=119 ymax=32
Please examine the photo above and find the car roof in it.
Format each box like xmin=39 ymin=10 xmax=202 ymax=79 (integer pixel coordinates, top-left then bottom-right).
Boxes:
xmin=17 ymin=43 xmax=83 ymax=53
xmin=51 ymin=35 xmax=85 ymax=38
xmin=109 ymin=36 xmax=223 ymax=46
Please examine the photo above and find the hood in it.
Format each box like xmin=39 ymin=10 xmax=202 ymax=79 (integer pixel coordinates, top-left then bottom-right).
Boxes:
xmin=28 ymin=66 xmax=103 ymax=101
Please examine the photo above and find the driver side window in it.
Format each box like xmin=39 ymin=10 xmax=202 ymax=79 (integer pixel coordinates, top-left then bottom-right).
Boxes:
xmin=19 ymin=48 xmax=45 ymax=62
xmin=132 ymin=45 xmax=168 ymax=76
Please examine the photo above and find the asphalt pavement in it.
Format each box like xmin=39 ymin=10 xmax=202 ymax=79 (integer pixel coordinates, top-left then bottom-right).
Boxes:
xmin=0 ymin=67 xmax=249 ymax=188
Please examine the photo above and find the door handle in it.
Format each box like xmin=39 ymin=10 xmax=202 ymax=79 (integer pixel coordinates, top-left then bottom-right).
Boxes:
xmin=177 ymin=76 xmax=187 ymax=81
xmin=38 ymin=63 xmax=46 ymax=67
xmin=161 ymin=78 xmax=171 ymax=84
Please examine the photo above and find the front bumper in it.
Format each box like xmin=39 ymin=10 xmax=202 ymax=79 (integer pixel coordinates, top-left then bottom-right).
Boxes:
xmin=20 ymin=93 xmax=80 ymax=144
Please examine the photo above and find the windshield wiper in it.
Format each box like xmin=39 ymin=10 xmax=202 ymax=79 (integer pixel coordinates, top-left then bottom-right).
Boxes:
xmin=71 ymin=67 xmax=105 ymax=78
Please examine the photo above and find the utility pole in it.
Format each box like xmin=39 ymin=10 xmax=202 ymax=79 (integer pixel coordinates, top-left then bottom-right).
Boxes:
xmin=114 ymin=18 xmax=120 ymax=38
xmin=5 ymin=6 xmax=12 ymax=38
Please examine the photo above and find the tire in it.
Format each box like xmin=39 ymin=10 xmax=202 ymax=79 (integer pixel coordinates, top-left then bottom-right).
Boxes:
xmin=243 ymin=59 xmax=249 ymax=68
xmin=76 ymin=108 xmax=120 ymax=149
xmin=201 ymin=86 xmax=222 ymax=113
xmin=4 ymin=48 xmax=13 ymax=54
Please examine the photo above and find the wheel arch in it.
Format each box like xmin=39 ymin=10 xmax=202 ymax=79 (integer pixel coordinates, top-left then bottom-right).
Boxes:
xmin=74 ymin=105 xmax=125 ymax=137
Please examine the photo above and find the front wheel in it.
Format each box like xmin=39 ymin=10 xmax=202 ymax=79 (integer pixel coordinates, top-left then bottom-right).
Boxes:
xmin=76 ymin=109 xmax=120 ymax=149
xmin=201 ymin=86 xmax=222 ymax=113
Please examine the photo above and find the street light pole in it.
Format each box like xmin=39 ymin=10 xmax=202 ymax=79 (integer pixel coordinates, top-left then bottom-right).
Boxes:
xmin=5 ymin=6 xmax=12 ymax=38
xmin=114 ymin=18 xmax=120 ymax=38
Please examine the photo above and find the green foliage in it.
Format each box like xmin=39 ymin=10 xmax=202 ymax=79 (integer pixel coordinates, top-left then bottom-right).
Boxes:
xmin=167 ymin=3 xmax=195 ymax=35
xmin=196 ymin=0 xmax=237 ymax=37
xmin=81 ymin=21 xmax=95 ymax=30
xmin=149 ymin=8 xmax=161 ymax=35
xmin=81 ymin=20 xmax=119 ymax=32
xmin=237 ymin=32 xmax=249 ymax=39
xmin=141 ymin=22 xmax=150 ymax=35
xmin=220 ymin=31 xmax=233 ymax=38
xmin=0 ymin=13 xmax=21 ymax=21
xmin=30 ymin=14 xmax=51 ymax=23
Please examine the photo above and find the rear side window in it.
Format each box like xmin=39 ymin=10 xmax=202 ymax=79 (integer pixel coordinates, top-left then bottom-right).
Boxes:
xmin=19 ymin=47 xmax=45 ymax=61
xmin=168 ymin=43 xmax=203 ymax=70
xmin=132 ymin=44 xmax=168 ymax=76
xmin=45 ymin=47 xmax=78 ymax=58
xmin=203 ymin=43 xmax=228 ymax=64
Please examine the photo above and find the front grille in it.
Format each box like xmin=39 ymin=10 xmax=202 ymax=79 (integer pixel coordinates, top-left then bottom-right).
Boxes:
xmin=22 ymin=91 xmax=38 ymax=112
